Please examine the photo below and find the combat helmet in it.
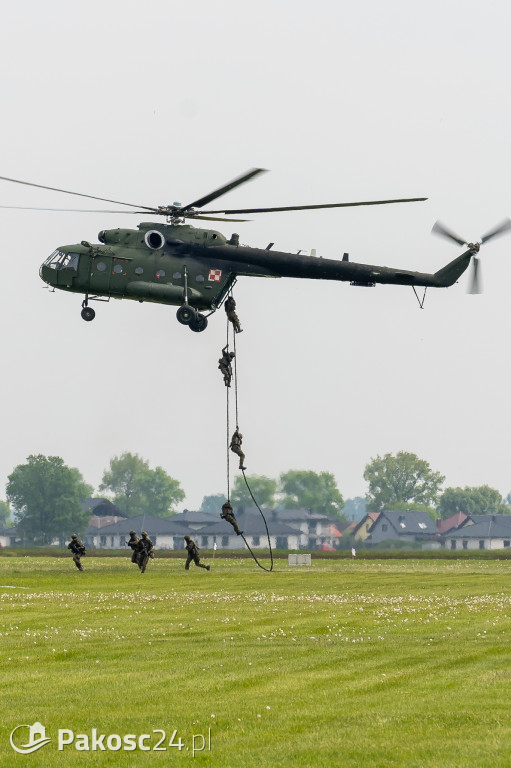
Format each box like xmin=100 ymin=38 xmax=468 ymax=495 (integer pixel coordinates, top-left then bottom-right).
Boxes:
xmin=71 ymin=533 xmax=78 ymax=539
xmin=129 ymin=530 xmax=136 ymax=535
xmin=141 ymin=531 xmax=148 ymax=537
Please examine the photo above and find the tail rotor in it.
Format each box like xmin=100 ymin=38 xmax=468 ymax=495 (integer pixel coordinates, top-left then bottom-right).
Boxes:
xmin=432 ymin=218 xmax=511 ymax=294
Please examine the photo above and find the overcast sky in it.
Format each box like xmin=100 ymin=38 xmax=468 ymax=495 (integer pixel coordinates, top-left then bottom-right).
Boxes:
xmin=1 ymin=0 xmax=511 ymax=512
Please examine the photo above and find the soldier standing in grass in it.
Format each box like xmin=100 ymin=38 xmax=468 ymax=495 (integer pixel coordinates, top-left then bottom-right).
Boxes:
xmin=184 ymin=535 xmax=210 ymax=571
xmin=135 ymin=531 xmax=154 ymax=573
xmin=127 ymin=530 xmax=139 ymax=564
xmin=68 ymin=534 xmax=86 ymax=571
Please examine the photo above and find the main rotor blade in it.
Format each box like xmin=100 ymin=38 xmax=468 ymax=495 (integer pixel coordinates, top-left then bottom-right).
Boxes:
xmin=202 ymin=197 xmax=428 ymax=215
xmin=0 ymin=204 xmax=158 ymax=213
xmin=431 ymin=220 xmax=467 ymax=247
xmin=480 ymin=218 xmax=511 ymax=244
xmin=469 ymin=257 xmax=481 ymax=294
xmin=181 ymin=168 xmax=267 ymax=211
xmin=187 ymin=214 xmax=250 ymax=222
xmin=0 ymin=174 xmax=157 ymax=212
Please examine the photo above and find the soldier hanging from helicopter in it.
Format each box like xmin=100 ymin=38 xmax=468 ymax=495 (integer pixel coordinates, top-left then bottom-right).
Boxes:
xmin=218 ymin=345 xmax=235 ymax=387
xmin=220 ymin=500 xmax=243 ymax=536
xmin=230 ymin=427 xmax=246 ymax=471
xmin=225 ymin=295 xmax=243 ymax=334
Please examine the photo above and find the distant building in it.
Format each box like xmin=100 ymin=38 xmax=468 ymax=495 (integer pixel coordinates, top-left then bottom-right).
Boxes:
xmin=354 ymin=510 xmax=438 ymax=547
xmin=82 ymin=498 xmax=128 ymax=529
xmin=353 ymin=512 xmax=381 ymax=542
xmin=443 ymin=515 xmax=511 ymax=550
xmin=0 ymin=527 xmax=20 ymax=548
xmin=436 ymin=511 xmax=468 ymax=536
xmin=1 ymin=502 xmax=347 ymax=551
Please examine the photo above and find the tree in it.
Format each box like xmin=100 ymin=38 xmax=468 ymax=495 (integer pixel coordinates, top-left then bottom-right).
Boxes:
xmin=231 ymin=475 xmax=278 ymax=508
xmin=200 ymin=493 xmax=227 ymax=515
xmin=364 ymin=451 xmax=444 ymax=513
xmin=136 ymin=465 xmax=185 ymax=517
xmin=99 ymin=452 xmax=184 ymax=517
xmin=99 ymin=452 xmax=148 ymax=517
xmin=0 ymin=500 xmax=13 ymax=528
xmin=438 ymin=485 xmax=509 ymax=519
xmin=6 ymin=455 xmax=92 ymax=544
xmin=279 ymin=470 xmax=345 ymax=519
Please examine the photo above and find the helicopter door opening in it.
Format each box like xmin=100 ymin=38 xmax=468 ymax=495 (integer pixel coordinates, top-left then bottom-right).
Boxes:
xmin=87 ymin=254 xmax=112 ymax=294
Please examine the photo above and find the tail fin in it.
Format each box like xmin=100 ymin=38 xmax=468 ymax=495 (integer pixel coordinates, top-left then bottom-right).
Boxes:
xmin=433 ymin=250 xmax=472 ymax=287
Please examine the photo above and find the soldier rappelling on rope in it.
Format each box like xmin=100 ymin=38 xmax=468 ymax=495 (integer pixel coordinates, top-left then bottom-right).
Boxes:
xmin=225 ymin=295 xmax=243 ymax=334
xmin=221 ymin=500 xmax=243 ymax=536
xmin=230 ymin=427 xmax=246 ymax=471
xmin=218 ymin=345 xmax=235 ymax=387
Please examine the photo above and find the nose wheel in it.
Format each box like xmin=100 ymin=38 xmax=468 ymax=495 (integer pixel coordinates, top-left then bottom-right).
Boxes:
xmin=81 ymin=299 xmax=96 ymax=323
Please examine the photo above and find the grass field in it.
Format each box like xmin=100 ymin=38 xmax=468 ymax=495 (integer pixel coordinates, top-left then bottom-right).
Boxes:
xmin=1 ymin=554 xmax=511 ymax=767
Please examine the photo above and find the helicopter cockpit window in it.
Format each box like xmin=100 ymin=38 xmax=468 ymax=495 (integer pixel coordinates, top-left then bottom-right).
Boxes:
xmin=43 ymin=250 xmax=80 ymax=271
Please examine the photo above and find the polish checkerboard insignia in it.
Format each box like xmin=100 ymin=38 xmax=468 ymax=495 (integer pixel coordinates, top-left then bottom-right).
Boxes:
xmin=208 ymin=269 xmax=222 ymax=282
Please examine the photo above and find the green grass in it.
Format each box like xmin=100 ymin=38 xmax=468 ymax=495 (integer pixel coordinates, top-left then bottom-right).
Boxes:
xmin=1 ymin=556 xmax=511 ymax=767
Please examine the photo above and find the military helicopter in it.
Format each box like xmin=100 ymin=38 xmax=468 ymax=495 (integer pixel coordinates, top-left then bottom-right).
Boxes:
xmin=1 ymin=169 xmax=509 ymax=330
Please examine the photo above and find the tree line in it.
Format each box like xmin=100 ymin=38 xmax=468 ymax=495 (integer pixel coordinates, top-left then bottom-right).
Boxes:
xmin=1 ymin=450 xmax=510 ymax=543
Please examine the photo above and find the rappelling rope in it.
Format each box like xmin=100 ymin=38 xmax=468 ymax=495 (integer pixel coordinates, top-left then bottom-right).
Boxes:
xmin=240 ymin=472 xmax=274 ymax=572
xmin=232 ymin=322 xmax=239 ymax=430
xmin=224 ymin=291 xmax=273 ymax=572
xmin=226 ymin=318 xmax=231 ymax=501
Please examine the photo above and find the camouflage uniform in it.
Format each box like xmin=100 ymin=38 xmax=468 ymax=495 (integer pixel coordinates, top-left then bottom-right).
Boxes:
xmin=224 ymin=296 xmax=242 ymax=333
xmin=135 ymin=531 xmax=154 ymax=573
xmin=127 ymin=530 xmax=139 ymax=564
xmin=67 ymin=534 xmax=86 ymax=571
xmin=184 ymin=535 xmax=210 ymax=571
xmin=230 ymin=428 xmax=246 ymax=470
xmin=220 ymin=501 xmax=243 ymax=536
xmin=218 ymin=345 xmax=235 ymax=387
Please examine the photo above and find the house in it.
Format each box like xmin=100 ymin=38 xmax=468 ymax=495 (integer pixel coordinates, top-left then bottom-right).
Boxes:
xmin=84 ymin=514 xmax=190 ymax=550
xmin=190 ymin=517 xmax=300 ymax=551
xmin=436 ymin=511 xmax=468 ymax=536
xmin=0 ymin=527 xmax=21 ymax=548
xmin=2 ymin=501 xmax=346 ymax=552
xmin=82 ymin=498 xmax=128 ymax=529
xmin=361 ymin=510 xmax=438 ymax=546
xmin=353 ymin=512 xmax=381 ymax=542
xmin=443 ymin=515 xmax=511 ymax=550
xmin=235 ymin=507 xmax=343 ymax=550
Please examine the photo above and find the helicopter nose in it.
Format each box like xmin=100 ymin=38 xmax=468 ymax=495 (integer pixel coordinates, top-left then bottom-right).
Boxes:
xmin=39 ymin=262 xmax=56 ymax=285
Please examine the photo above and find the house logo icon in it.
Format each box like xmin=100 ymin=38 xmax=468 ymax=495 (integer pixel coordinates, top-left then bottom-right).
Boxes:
xmin=10 ymin=722 xmax=51 ymax=754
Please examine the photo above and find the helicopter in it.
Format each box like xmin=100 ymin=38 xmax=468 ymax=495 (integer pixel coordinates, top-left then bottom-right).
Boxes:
xmin=1 ymin=168 xmax=510 ymax=331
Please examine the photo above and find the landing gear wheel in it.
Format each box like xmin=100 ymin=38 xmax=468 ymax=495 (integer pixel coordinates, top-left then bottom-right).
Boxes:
xmin=189 ymin=314 xmax=208 ymax=333
xmin=81 ymin=306 xmax=96 ymax=322
xmin=176 ymin=304 xmax=195 ymax=325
